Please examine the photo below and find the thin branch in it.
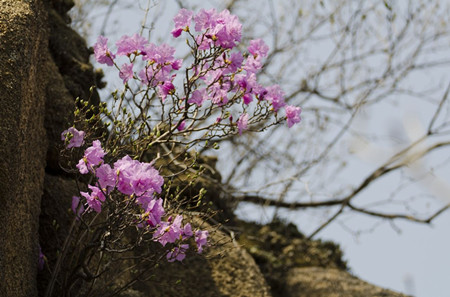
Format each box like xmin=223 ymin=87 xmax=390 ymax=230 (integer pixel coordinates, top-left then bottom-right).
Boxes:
xmin=428 ymin=82 xmax=450 ymax=133
xmin=236 ymin=194 xmax=346 ymax=208
xmin=347 ymin=203 xmax=450 ymax=223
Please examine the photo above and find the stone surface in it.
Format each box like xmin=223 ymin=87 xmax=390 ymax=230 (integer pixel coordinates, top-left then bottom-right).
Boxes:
xmin=0 ymin=1 xmax=48 ymax=296
xmin=37 ymin=174 xmax=79 ymax=296
xmin=284 ymin=267 xmax=410 ymax=297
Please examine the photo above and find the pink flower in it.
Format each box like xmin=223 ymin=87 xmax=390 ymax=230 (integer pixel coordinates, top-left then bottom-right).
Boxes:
xmin=94 ymin=35 xmax=115 ymax=66
xmin=195 ymin=230 xmax=209 ymax=253
xmin=76 ymin=140 xmax=106 ymax=174
xmin=154 ymin=215 xmax=184 ymax=246
xmin=195 ymin=34 xmax=212 ymax=50
xmin=209 ymin=83 xmax=228 ymax=106
xmin=235 ymin=73 xmax=260 ymax=104
xmin=172 ymin=9 xmax=193 ymax=38
xmin=183 ymin=223 xmax=193 ymax=239
xmin=193 ymin=9 xmax=242 ymax=49
xmin=114 ymin=155 xmax=164 ymax=196
xmin=114 ymin=155 xmax=136 ymax=195
xmin=76 ymin=158 xmax=89 ymax=174
xmin=95 ymin=164 xmax=116 ymax=190
xmin=80 ymin=185 xmax=106 ymax=213
xmin=243 ymin=94 xmax=252 ymax=105
xmin=85 ymin=140 xmax=106 ymax=164
xmin=115 ymin=34 xmax=148 ymax=56
xmin=226 ymin=51 xmax=244 ymax=74
xmin=131 ymin=163 xmax=164 ymax=196
xmin=237 ymin=113 xmax=249 ymax=135
xmin=158 ymin=81 xmax=175 ymax=100
xmin=71 ymin=196 xmax=85 ymax=218
xmin=171 ymin=59 xmax=183 ymax=70
xmin=194 ymin=8 xmax=217 ymax=32
xmin=248 ymin=39 xmax=269 ymax=58
xmin=119 ymin=63 xmax=133 ymax=83
xmin=143 ymin=43 xmax=175 ymax=65
xmin=176 ymin=120 xmax=186 ymax=131
xmin=167 ymin=244 xmax=189 ymax=262
xmin=243 ymin=55 xmax=262 ymax=74
xmin=265 ymin=85 xmax=285 ymax=111
xmin=188 ymin=88 xmax=207 ymax=106
xmin=213 ymin=10 xmax=242 ymax=49
xmin=141 ymin=198 xmax=165 ymax=227
xmin=285 ymin=105 xmax=302 ymax=128
xmin=61 ymin=127 xmax=85 ymax=148
xmin=72 ymin=196 xmax=80 ymax=213
xmin=71 ymin=196 xmax=80 ymax=214
xmin=138 ymin=67 xmax=156 ymax=86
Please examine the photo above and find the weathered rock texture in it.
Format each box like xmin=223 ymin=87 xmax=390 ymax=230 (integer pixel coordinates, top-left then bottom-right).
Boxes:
xmin=236 ymin=220 xmax=409 ymax=297
xmin=285 ymin=267 xmax=409 ymax=297
xmin=0 ymin=1 xmax=48 ymax=296
xmin=0 ymin=1 xmax=99 ymax=296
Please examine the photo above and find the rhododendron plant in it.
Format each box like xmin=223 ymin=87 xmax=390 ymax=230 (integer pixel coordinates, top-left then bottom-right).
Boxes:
xmin=47 ymin=7 xmax=301 ymax=296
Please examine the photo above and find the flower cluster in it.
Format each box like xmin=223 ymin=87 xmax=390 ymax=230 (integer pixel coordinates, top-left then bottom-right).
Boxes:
xmin=170 ymin=8 xmax=302 ymax=130
xmin=92 ymin=8 xmax=301 ymax=137
xmin=63 ymin=131 xmax=209 ymax=261
xmin=94 ymin=33 xmax=181 ymax=99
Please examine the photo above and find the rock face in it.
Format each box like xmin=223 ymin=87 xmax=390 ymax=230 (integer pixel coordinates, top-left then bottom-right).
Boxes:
xmin=0 ymin=1 xmax=48 ymax=296
xmin=236 ymin=220 xmax=409 ymax=297
xmin=0 ymin=1 xmax=98 ymax=296
xmin=284 ymin=267 xmax=410 ymax=297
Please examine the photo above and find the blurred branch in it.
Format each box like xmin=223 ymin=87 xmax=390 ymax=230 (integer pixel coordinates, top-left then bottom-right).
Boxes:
xmin=347 ymin=203 xmax=450 ymax=223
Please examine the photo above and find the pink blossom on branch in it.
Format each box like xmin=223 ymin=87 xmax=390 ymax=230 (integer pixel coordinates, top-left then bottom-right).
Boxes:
xmin=142 ymin=43 xmax=176 ymax=65
xmin=172 ymin=8 xmax=193 ymax=38
xmin=188 ymin=88 xmax=207 ymax=107
xmin=119 ymin=63 xmax=133 ymax=83
xmin=213 ymin=10 xmax=242 ymax=49
xmin=80 ymin=185 xmax=106 ymax=213
xmin=76 ymin=140 xmax=106 ymax=174
xmin=61 ymin=127 xmax=85 ymax=148
xmin=78 ymin=7 xmax=301 ymax=264
xmin=114 ymin=155 xmax=164 ymax=197
xmin=193 ymin=8 xmax=242 ymax=49
xmin=115 ymin=34 xmax=148 ymax=56
xmin=176 ymin=120 xmax=186 ymax=131
xmin=265 ymin=85 xmax=286 ymax=112
xmin=237 ymin=113 xmax=249 ymax=135
xmin=167 ymin=244 xmax=189 ymax=262
xmin=195 ymin=230 xmax=209 ymax=253
xmin=71 ymin=196 xmax=84 ymax=216
xmin=248 ymin=39 xmax=269 ymax=58
xmin=153 ymin=215 xmax=185 ymax=246
xmin=93 ymin=35 xmax=115 ymax=66
xmin=193 ymin=8 xmax=217 ymax=32
xmin=158 ymin=81 xmax=176 ymax=100
xmin=95 ymin=163 xmax=116 ymax=191
xmin=141 ymin=198 xmax=165 ymax=227
xmin=285 ymin=105 xmax=302 ymax=128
